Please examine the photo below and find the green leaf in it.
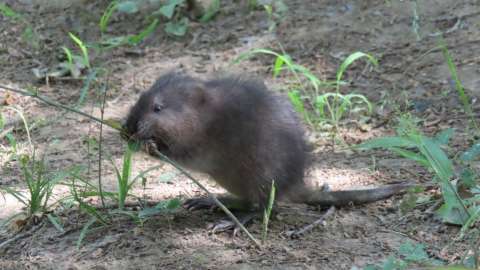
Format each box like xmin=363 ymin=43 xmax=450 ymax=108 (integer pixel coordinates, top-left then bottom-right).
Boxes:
xmin=0 ymin=3 xmax=20 ymax=19
xmin=117 ymin=1 xmax=139 ymax=14
xmin=434 ymin=128 xmax=454 ymax=146
xmin=68 ymin=32 xmax=90 ymax=69
xmin=76 ymin=217 xmax=97 ymax=249
xmin=61 ymin=47 xmax=75 ymax=76
xmin=138 ymin=198 xmax=181 ymax=218
xmin=436 ymin=203 xmax=467 ymax=225
xmin=0 ymin=111 xmax=4 ymax=130
xmin=164 ymin=17 xmax=188 ymax=36
xmin=273 ymin=56 xmax=285 ymax=77
xmin=100 ymin=1 xmax=118 ymax=33
xmin=459 ymin=168 xmax=476 ymax=188
xmin=336 ymin=52 xmax=378 ymax=83
xmin=76 ymin=70 xmax=97 ymax=107
xmin=357 ymin=136 xmax=416 ymax=150
xmin=460 ymin=142 xmax=480 ymax=162
xmin=199 ymin=0 xmax=220 ymax=22
xmin=381 ymin=256 xmax=407 ymax=270
xmin=5 ymin=132 xmax=17 ymax=150
xmin=47 ymin=213 xmax=65 ymax=233
xmin=460 ymin=205 xmax=480 ymax=238
xmin=440 ymin=40 xmax=471 ymax=115
xmin=419 ymin=136 xmax=454 ymax=181
xmin=398 ymin=241 xmax=429 ymax=262
xmin=100 ymin=36 xmax=129 ymax=48
xmin=110 ymin=209 xmax=141 ymax=224
xmin=159 ymin=0 xmax=184 ymax=19
xmin=287 ymin=90 xmax=305 ymax=114
xmin=128 ymin=19 xmax=159 ymax=45
xmin=344 ymin=94 xmax=373 ymax=114
xmin=390 ymin=147 xmax=430 ymax=167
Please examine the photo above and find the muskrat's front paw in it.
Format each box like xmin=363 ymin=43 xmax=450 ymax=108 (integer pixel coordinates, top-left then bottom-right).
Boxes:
xmin=208 ymin=219 xmax=238 ymax=234
xmin=183 ymin=197 xmax=218 ymax=211
xmin=208 ymin=213 xmax=256 ymax=236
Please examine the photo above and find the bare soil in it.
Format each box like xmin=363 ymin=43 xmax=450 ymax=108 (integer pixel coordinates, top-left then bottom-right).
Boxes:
xmin=1 ymin=0 xmax=479 ymax=269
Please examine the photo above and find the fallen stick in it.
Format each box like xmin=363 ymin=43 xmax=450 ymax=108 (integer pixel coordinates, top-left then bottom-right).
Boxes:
xmin=285 ymin=206 xmax=336 ymax=239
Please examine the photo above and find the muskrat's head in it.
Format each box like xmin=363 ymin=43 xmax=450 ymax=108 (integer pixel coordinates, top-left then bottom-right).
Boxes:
xmin=123 ymin=72 xmax=211 ymax=160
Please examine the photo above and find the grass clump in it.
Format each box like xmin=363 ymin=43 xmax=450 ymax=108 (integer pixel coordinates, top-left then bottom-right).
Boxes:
xmin=234 ymin=49 xmax=376 ymax=131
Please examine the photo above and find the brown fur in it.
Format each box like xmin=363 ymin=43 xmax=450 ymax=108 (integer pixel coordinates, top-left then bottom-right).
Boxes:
xmin=124 ymin=72 xmax=411 ymax=210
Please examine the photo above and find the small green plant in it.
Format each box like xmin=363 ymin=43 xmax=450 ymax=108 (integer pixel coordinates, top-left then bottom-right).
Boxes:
xmin=99 ymin=1 xmax=118 ymax=34
xmin=262 ymin=0 xmax=288 ymax=32
xmin=110 ymin=142 xmax=164 ymax=209
xmin=0 ymin=3 xmax=21 ymax=19
xmin=159 ymin=0 xmax=189 ymax=37
xmin=1 ymin=153 xmax=72 ymax=221
xmin=59 ymin=33 xmax=92 ymax=79
xmin=1 ymin=106 xmax=33 ymax=152
xmin=317 ymin=52 xmax=376 ymax=129
xmin=358 ymin=241 xmax=444 ymax=270
xmin=358 ymin=115 xmax=477 ymax=226
xmin=99 ymin=0 xmax=189 ymax=38
xmin=0 ymin=3 xmax=39 ymax=49
xmin=99 ymin=19 xmax=159 ymax=48
xmin=69 ymin=32 xmax=90 ymax=69
xmin=234 ymin=49 xmax=375 ymax=130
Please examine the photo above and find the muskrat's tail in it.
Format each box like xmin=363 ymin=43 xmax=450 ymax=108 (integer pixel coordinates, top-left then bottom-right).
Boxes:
xmin=290 ymin=183 xmax=416 ymax=207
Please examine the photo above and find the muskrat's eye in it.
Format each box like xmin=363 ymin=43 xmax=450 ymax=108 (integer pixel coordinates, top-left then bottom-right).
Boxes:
xmin=153 ymin=103 xmax=163 ymax=113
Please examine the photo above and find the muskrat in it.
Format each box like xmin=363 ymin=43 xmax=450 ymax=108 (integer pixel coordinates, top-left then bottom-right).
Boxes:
xmin=124 ymin=72 xmax=410 ymax=215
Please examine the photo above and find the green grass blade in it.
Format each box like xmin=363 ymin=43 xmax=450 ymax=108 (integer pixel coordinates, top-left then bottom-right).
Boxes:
xmin=336 ymin=52 xmax=378 ymax=83
xmin=345 ymin=94 xmax=373 ymax=114
xmin=273 ymin=56 xmax=285 ymax=77
xmin=262 ymin=180 xmax=275 ymax=244
xmin=128 ymin=19 xmax=159 ymax=45
xmin=68 ymin=32 xmax=90 ymax=69
xmin=158 ymin=0 xmax=184 ymax=19
xmin=287 ymin=90 xmax=305 ymax=114
xmin=357 ymin=136 xmax=417 ymax=150
xmin=390 ymin=147 xmax=430 ymax=167
xmin=76 ymin=69 xmax=97 ymax=107
xmin=419 ymin=136 xmax=469 ymax=224
xmin=0 ymin=3 xmax=20 ymax=19
xmin=76 ymin=216 xmax=97 ymax=249
xmin=233 ymin=48 xmax=282 ymax=64
xmin=62 ymin=47 xmax=75 ymax=76
xmin=118 ymin=142 xmax=134 ymax=209
xmin=99 ymin=1 xmax=118 ymax=33
xmin=47 ymin=213 xmax=65 ymax=233
xmin=0 ymin=186 xmax=27 ymax=206
xmin=440 ymin=40 xmax=471 ymax=115
xmin=128 ymin=164 xmax=162 ymax=190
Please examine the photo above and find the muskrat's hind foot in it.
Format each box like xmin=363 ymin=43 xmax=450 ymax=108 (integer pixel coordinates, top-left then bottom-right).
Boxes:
xmin=183 ymin=197 xmax=218 ymax=211
xmin=183 ymin=196 xmax=253 ymax=212
xmin=209 ymin=212 xmax=258 ymax=236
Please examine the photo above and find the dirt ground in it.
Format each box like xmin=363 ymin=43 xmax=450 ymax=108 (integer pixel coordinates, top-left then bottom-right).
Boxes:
xmin=1 ymin=0 xmax=480 ymax=269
